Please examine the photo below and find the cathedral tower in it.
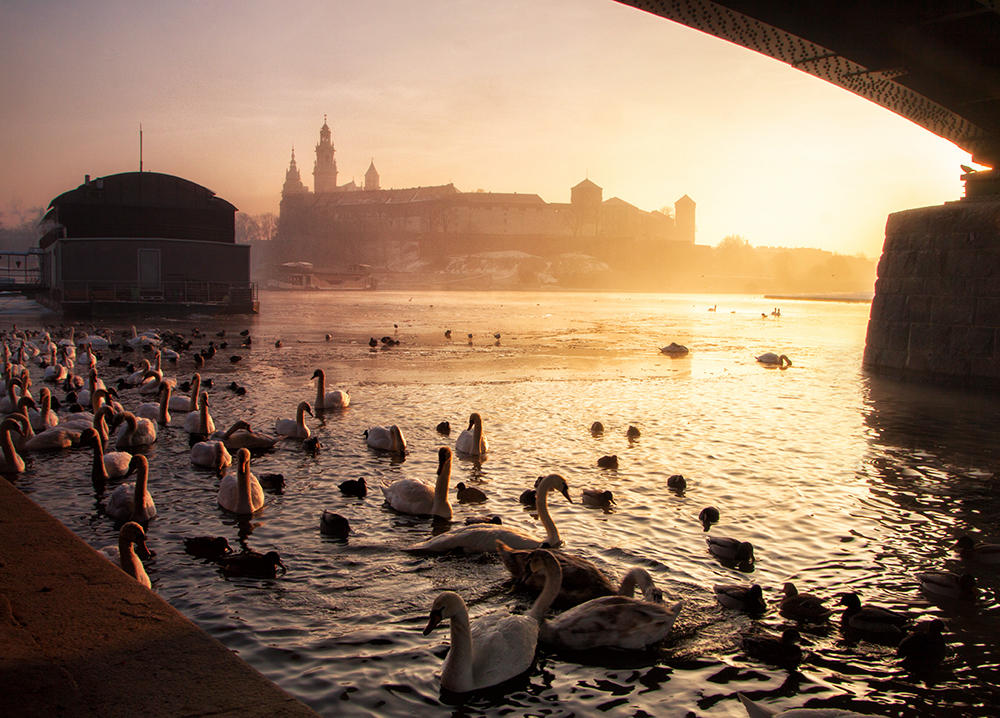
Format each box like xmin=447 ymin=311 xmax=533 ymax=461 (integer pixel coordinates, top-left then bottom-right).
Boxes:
xmin=365 ymin=159 xmax=380 ymax=191
xmin=313 ymin=115 xmax=338 ymax=194
xmin=282 ymin=148 xmax=307 ymax=197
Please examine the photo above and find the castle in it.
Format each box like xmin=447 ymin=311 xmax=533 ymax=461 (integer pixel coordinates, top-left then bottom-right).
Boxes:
xmin=271 ymin=117 xmax=695 ymax=276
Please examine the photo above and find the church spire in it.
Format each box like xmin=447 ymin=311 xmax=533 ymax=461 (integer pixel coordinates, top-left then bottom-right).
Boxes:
xmin=314 ymin=115 xmax=338 ymax=193
xmin=365 ymin=158 xmax=380 ymax=191
xmin=282 ymin=146 xmax=307 ymax=197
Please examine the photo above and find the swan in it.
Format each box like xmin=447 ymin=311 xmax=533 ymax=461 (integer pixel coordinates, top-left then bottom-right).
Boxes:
xmin=536 ymin=556 xmax=682 ymax=652
xmin=105 ymin=454 xmax=157 ymax=523
xmin=217 ymin=448 xmax=265 ymax=514
xmin=76 ymin=343 xmax=97 ymax=370
xmin=737 ymin=692 xmax=886 ymax=717
xmin=77 ymin=368 xmax=106 ymax=406
xmin=190 ymin=439 xmax=232 ymax=473
xmin=11 ymin=412 xmax=80 ymax=452
xmin=955 ymin=534 xmax=1000 ymax=564
xmin=365 ymin=423 xmax=405 ymax=453
xmin=454 ymin=412 xmax=488 ymax=457
xmin=169 ymin=373 xmax=200 ymax=412
xmin=498 ymin=540 xmax=616 ymax=608
xmin=80 ymin=427 xmax=131 ymax=482
xmin=780 ymin=582 xmax=832 ymax=622
xmin=276 ymin=401 xmax=312 ymax=438
xmin=28 ymin=387 xmax=59 ymax=431
xmin=838 ymin=592 xmax=908 ymax=637
xmin=215 ymin=420 xmax=280 ymax=452
xmin=117 ymin=521 xmax=152 ymax=589
xmin=0 ymin=417 xmax=25 ymax=472
xmin=422 ymin=548 xmax=561 ymax=693
xmin=407 ymin=474 xmax=572 ymax=553
xmin=182 ymin=392 xmax=215 ymax=435
xmin=114 ymin=411 xmax=157 ymax=449
xmin=311 ymin=368 xmax=350 ymax=409
xmin=756 ymin=352 xmax=792 ymax=368
xmin=125 ymin=359 xmax=151 ymax=386
xmin=0 ymin=376 xmax=25 ymax=414
xmin=137 ymin=369 xmax=164 ymax=396
xmin=136 ymin=380 xmax=173 ymax=426
xmin=380 ymin=446 xmax=452 ymax=519
xmin=714 ymin=584 xmax=766 ymax=614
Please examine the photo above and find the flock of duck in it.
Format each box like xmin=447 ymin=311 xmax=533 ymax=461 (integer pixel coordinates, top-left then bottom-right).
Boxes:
xmin=1 ymin=322 xmax=989 ymax=718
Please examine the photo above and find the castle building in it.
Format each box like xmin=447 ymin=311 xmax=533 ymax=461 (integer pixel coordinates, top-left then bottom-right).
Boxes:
xmin=272 ymin=118 xmax=695 ymax=271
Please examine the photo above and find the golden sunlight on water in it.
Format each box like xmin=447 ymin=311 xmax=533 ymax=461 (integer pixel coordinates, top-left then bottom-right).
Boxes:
xmin=8 ymin=290 xmax=1000 ymax=717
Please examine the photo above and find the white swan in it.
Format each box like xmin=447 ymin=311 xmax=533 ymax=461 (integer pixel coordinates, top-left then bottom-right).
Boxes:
xmin=81 ymin=427 xmax=131 ymax=482
xmin=114 ymin=411 xmax=157 ymax=449
xmin=168 ymin=373 xmax=200 ymax=412
xmin=137 ymin=368 xmax=164 ymax=396
xmin=381 ymin=446 xmax=452 ymax=519
xmin=136 ymin=380 xmax=174 ymax=426
xmin=217 ymin=448 xmax=264 ymax=514
xmin=276 ymin=401 xmax=312 ymax=438
xmin=117 ymin=521 xmax=152 ymax=589
xmin=125 ymin=359 xmax=151 ymax=386
xmin=28 ymin=387 xmax=60 ymax=431
xmin=312 ymin=368 xmax=350 ymax=409
xmin=182 ymin=391 xmax=215 ymax=435
xmin=738 ymin=693 xmax=886 ymax=718
xmin=407 ymin=474 xmax=572 ymax=553
xmin=0 ymin=417 xmax=25 ymax=472
xmin=213 ymin=420 xmax=281 ymax=452
xmin=365 ymin=424 xmax=406 ymax=453
xmin=536 ymin=560 xmax=682 ymax=652
xmin=422 ymin=547 xmax=561 ymax=693
xmin=454 ymin=412 xmax=488 ymax=457
xmin=190 ymin=439 xmax=232 ymax=473
xmin=11 ymin=412 xmax=80 ymax=452
xmin=105 ymin=454 xmax=157 ymax=523
xmin=756 ymin=352 xmax=792 ymax=368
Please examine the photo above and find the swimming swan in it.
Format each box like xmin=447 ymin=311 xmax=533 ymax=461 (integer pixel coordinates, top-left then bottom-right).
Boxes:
xmin=81 ymin=426 xmax=131 ymax=482
xmin=454 ymin=412 xmax=489 ymax=457
xmin=190 ymin=439 xmax=232 ymax=473
xmin=407 ymin=474 xmax=572 ymax=553
xmin=0 ymin=417 xmax=25 ymax=472
xmin=422 ymin=548 xmax=561 ymax=693
xmin=136 ymin=380 xmax=174 ymax=426
xmin=217 ymin=448 xmax=264 ymax=514
xmin=535 ymin=558 xmax=682 ymax=652
xmin=756 ymin=352 xmax=792 ymax=368
xmin=169 ymin=373 xmax=201 ymax=412
xmin=498 ymin=541 xmax=616 ymax=608
xmin=105 ymin=454 xmax=157 ymax=523
xmin=276 ymin=401 xmax=313 ymax=438
xmin=365 ymin=424 xmax=406 ymax=453
xmin=737 ymin=692 xmax=886 ymax=717
xmin=182 ymin=392 xmax=215 ymax=435
xmin=118 ymin=521 xmax=153 ymax=589
xmin=381 ymin=446 xmax=452 ymax=519
xmin=114 ymin=411 xmax=157 ymax=449
xmin=213 ymin=420 xmax=281 ymax=451
xmin=311 ymin=368 xmax=350 ymax=409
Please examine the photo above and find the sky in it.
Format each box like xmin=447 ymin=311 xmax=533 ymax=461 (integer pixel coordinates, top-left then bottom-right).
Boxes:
xmin=0 ymin=0 xmax=975 ymax=257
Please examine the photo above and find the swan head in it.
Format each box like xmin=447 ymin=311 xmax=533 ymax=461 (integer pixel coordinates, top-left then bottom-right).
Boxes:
xmin=125 ymin=454 xmax=148 ymax=478
xmin=423 ymin=591 xmax=464 ymax=635
xmin=311 ymin=368 xmax=324 ymax=380
xmin=1 ymin=417 xmax=23 ymax=437
xmin=120 ymin=521 xmax=153 ymax=560
xmin=80 ymin=427 xmax=100 ymax=446
xmin=535 ymin=473 xmax=572 ymax=503
xmin=437 ymin=446 xmax=452 ymax=473
xmin=236 ymin=447 xmax=251 ymax=471
xmin=298 ymin=401 xmax=314 ymax=417
xmin=467 ymin=412 xmax=482 ymax=429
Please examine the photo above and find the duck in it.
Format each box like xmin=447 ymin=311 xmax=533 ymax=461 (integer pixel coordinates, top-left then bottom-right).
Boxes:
xmin=699 ymin=506 xmax=720 ymax=531
xmin=339 ymin=477 xmax=367 ymax=497
xmin=660 ymin=342 xmax=689 ymax=355
xmin=407 ymin=474 xmax=572 ymax=553
xmin=779 ymin=582 xmax=832 ymax=622
xmin=365 ymin=423 xmax=406 ymax=453
xmin=742 ymin=627 xmax=802 ymax=668
xmin=917 ymin=571 xmax=977 ymax=600
xmin=454 ymin=412 xmax=488 ymax=456
xmin=105 ymin=454 xmax=156 ymax=523
xmin=737 ymin=693 xmax=886 ymax=718
xmin=955 ymin=534 xmax=1000 ymax=564
xmin=0 ymin=417 xmax=26 ymax=473
xmin=581 ymin=489 xmax=614 ymax=509
xmin=80 ymin=427 xmax=131 ymax=483
xmin=381 ymin=447 xmax=452 ymax=519
xmin=422 ymin=548 xmax=561 ymax=693
xmin=596 ymin=454 xmax=618 ymax=469
xmin=311 ymin=368 xmax=350 ymax=409
xmin=217 ymin=448 xmax=264 ymax=514
xmin=838 ymin=592 xmax=909 ymax=637
xmin=168 ymin=373 xmax=201 ymax=412
xmin=590 ymin=421 xmax=605 ymax=436
xmin=626 ymin=425 xmax=641 ymax=440
xmin=497 ymin=540 xmax=618 ymax=608
xmin=182 ymin=391 xmax=215 ymax=435
xmin=276 ymin=401 xmax=313 ymax=439
xmin=217 ymin=549 xmax=285 ymax=578
xmin=756 ymin=352 xmax=792 ymax=368
xmin=536 ymin=552 xmax=682 ymax=652
xmin=456 ymin=481 xmax=487 ymax=503
xmin=114 ymin=411 xmax=157 ymax=449
xmin=190 ymin=439 xmax=232 ymax=473
xmin=320 ymin=510 xmax=350 ymax=539
xmin=714 ymin=584 xmax=766 ymax=614
xmin=667 ymin=474 xmax=687 ymax=492
xmin=897 ymin=619 xmax=947 ymax=670
xmin=519 ymin=488 xmax=537 ymax=506
xmin=707 ymin=536 xmax=754 ymax=567
xmin=466 ymin=515 xmax=502 ymax=525
xmin=117 ymin=521 xmax=153 ymax=589
xmin=436 ymin=420 xmax=451 ymax=435
xmin=184 ymin=536 xmax=233 ymax=560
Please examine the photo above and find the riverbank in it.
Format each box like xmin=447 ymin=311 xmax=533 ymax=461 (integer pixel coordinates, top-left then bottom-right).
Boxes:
xmin=0 ymin=478 xmax=317 ymax=718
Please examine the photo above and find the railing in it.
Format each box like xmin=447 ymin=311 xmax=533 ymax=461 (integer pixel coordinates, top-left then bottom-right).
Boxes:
xmin=0 ymin=251 xmax=45 ymax=288
xmin=58 ymin=280 xmax=257 ymax=307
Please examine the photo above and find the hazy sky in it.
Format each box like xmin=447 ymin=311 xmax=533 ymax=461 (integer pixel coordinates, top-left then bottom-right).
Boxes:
xmin=0 ymin=0 xmax=974 ymax=256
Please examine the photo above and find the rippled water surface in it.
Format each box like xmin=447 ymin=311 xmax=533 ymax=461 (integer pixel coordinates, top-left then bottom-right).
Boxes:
xmin=9 ymin=290 xmax=1000 ymax=717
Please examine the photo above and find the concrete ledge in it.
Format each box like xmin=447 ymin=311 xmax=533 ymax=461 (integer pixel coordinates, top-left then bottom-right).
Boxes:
xmin=0 ymin=479 xmax=318 ymax=718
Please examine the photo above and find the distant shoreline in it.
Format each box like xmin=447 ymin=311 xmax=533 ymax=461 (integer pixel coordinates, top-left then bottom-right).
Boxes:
xmin=764 ymin=292 xmax=873 ymax=303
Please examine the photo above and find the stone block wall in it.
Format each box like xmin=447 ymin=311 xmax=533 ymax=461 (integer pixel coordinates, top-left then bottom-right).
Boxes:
xmin=864 ymin=199 xmax=1000 ymax=388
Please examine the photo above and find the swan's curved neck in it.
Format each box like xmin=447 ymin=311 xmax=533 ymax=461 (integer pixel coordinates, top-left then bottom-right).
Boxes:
xmin=432 ymin=458 xmax=452 ymax=518
xmin=158 ymin=384 xmax=171 ymax=425
xmin=131 ymin=465 xmax=147 ymax=520
xmin=314 ymin=371 xmax=326 ymax=404
xmin=189 ymin=374 xmax=201 ymax=403
xmin=199 ymin=400 xmax=210 ymax=433
xmin=1 ymin=427 xmax=20 ymax=470
xmin=444 ymin=607 xmax=474 ymax=690
xmin=237 ymin=459 xmax=252 ymax=513
xmin=535 ymin=487 xmax=561 ymax=548
xmin=90 ymin=435 xmax=108 ymax=483
xmin=527 ymin=556 xmax=562 ymax=622
xmin=472 ymin=419 xmax=483 ymax=454
xmin=297 ymin=405 xmax=307 ymax=426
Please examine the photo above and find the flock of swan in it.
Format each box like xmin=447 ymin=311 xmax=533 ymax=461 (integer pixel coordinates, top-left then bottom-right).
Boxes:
xmin=0 ymin=322 xmax=983 ymax=717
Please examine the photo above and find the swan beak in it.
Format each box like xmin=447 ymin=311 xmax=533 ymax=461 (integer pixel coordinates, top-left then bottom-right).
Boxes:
xmin=423 ymin=608 xmax=444 ymax=635
xmin=136 ymin=541 xmax=153 ymax=560
xmin=561 ymin=488 xmax=573 ymax=503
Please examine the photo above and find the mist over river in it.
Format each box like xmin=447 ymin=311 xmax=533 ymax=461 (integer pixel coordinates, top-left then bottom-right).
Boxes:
xmin=9 ymin=290 xmax=1000 ymax=717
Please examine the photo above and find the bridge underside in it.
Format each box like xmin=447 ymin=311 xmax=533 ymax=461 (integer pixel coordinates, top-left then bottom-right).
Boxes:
xmin=620 ymin=1 xmax=1000 ymax=166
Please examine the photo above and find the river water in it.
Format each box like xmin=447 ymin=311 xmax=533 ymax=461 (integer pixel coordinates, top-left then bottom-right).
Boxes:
xmin=8 ymin=290 xmax=1000 ymax=717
